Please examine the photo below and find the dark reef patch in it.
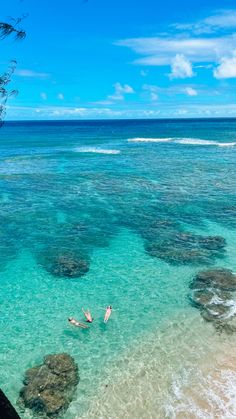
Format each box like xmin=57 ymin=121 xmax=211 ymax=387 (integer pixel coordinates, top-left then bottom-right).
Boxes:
xmin=37 ymin=247 xmax=90 ymax=278
xmin=145 ymin=232 xmax=226 ymax=265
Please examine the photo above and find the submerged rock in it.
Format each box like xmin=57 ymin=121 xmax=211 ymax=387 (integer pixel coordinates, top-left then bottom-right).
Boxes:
xmin=201 ymin=303 xmax=231 ymax=322
xmin=145 ymin=241 xmax=209 ymax=265
xmin=191 ymin=289 xmax=215 ymax=307
xmin=19 ymin=353 xmax=79 ymax=417
xmin=145 ymin=232 xmax=226 ymax=265
xmin=189 ymin=268 xmax=236 ymax=329
xmin=197 ymin=235 xmax=226 ymax=250
xmin=214 ymin=319 xmax=236 ymax=335
xmin=38 ymin=248 xmax=89 ymax=278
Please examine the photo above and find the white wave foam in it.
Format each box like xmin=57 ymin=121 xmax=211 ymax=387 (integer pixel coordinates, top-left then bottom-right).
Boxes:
xmin=217 ymin=142 xmax=236 ymax=147
xmin=165 ymin=364 xmax=236 ymax=419
xmin=128 ymin=137 xmax=236 ymax=147
xmin=175 ymin=138 xmax=217 ymax=145
xmin=128 ymin=137 xmax=173 ymax=143
xmin=74 ymin=147 xmax=121 ymax=154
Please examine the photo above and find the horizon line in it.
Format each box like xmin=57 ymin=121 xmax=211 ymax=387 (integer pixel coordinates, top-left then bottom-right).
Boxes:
xmin=4 ymin=116 xmax=236 ymax=123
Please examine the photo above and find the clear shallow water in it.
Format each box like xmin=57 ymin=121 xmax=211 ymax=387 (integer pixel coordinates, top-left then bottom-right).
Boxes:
xmin=0 ymin=119 xmax=236 ymax=418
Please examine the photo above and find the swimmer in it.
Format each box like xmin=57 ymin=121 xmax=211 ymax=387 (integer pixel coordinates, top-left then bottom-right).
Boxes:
xmin=68 ymin=317 xmax=88 ymax=329
xmin=82 ymin=308 xmax=93 ymax=323
xmin=104 ymin=305 xmax=112 ymax=323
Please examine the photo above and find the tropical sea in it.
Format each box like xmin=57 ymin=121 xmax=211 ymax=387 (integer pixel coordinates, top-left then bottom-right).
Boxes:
xmin=0 ymin=118 xmax=236 ymax=418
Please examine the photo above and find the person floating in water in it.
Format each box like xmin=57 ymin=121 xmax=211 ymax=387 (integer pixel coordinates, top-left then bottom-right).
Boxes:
xmin=104 ymin=305 xmax=112 ymax=323
xmin=68 ymin=317 xmax=88 ymax=329
xmin=82 ymin=308 xmax=93 ymax=323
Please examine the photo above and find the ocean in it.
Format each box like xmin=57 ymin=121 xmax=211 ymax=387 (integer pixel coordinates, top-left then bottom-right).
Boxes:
xmin=0 ymin=118 xmax=236 ymax=418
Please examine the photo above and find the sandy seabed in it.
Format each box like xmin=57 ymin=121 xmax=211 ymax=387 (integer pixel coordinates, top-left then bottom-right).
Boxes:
xmin=78 ymin=312 xmax=236 ymax=419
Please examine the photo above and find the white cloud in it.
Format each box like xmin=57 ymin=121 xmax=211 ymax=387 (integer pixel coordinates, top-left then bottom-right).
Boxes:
xmin=6 ymin=105 xmax=162 ymax=120
xmin=174 ymin=10 xmax=236 ymax=34
xmin=15 ymin=69 xmax=50 ymax=79
xmin=108 ymin=82 xmax=134 ymax=101
xmin=57 ymin=93 xmax=64 ymax=100
xmin=117 ymin=35 xmax=236 ymax=66
xmin=169 ymin=54 xmax=194 ymax=79
xmin=140 ymin=69 xmax=148 ymax=76
xmin=214 ymin=51 xmax=236 ymax=78
xmin=92 ymin=100 xmax=113 ymax=105
xmin=40 ymin=92 xmax=47 ymax=100
xmin=184 ymin=87 xmax=198 ymax=96
xmin=142 ymin=84 xmax=159 ymax=101
xmin=177 ymin=109 xmax=188 ymax=115
xmin=7 ymin=103 xmax=236 ymax=120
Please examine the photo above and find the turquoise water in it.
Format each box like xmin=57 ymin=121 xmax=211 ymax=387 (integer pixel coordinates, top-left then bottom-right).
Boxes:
xmin=0 ymin=119 xmax=236 ymax=418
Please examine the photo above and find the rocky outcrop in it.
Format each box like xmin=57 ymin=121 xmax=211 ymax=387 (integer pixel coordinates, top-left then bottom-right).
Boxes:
xmin=38 ymin=248 xmax=89 ymax=278
xmin=19 ymin=353 xmax=79 ymax=417
xmin=189 ymin=268 xmax=236 ymax=327
xmin=190 ymin=268 xmax=236 ymax=291
xmin=0 ymin=389 xmax=20 ymax=419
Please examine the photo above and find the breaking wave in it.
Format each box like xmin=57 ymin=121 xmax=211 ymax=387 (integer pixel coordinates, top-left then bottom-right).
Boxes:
xmin=128 ymin=137 xmax=173 ymax=143
xmin=175 ymin=138 xmax=216 ymax=145
xmin=128 ymin=137 xmax=236 ymax=147
xmin=165 ymin=363 xmax=236 ymax=419
xmin=74 ymin=147 xmax=121 ymax=154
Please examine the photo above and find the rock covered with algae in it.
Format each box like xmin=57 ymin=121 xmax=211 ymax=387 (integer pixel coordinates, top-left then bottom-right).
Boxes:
xmin=189 ymin=268 xmax=236 ymax=327
xmin=19 ymin=353 xmax=79 ymax=417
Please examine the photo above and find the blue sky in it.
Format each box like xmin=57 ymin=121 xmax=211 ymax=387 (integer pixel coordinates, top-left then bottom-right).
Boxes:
xmin=1 ymin=0 xmax=236 ymax=119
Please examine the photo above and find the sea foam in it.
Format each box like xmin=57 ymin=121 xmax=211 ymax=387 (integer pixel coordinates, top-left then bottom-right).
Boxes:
xmin=175 ymin=138 xmax=217 ymax=145
xmin=217 ymin=142 xmax=236 ymax=147
xmin=74 ymin=147 xmax=121 ymax=154
xmin=128 ymin=137 xmax=236 ymax=147
xmin=128 ymin=138 xmax=173 ymax=143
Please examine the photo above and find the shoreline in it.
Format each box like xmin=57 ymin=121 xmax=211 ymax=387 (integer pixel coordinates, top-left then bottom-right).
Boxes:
xmin=77 ymin=312 xmax=236 ymax=419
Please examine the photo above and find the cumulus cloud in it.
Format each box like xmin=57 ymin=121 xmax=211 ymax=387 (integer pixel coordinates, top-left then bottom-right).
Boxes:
xmin=15 ymin=69 xmax=50 ymax=79
xmin=184 ymin=87 xmax=198 ymax=96
xmin=108 ymin=82 xmax=134 ymax=101
xmin=40 ymin=92 xmax=47 ymax=100
xmin=169 ymin=54 xmax=194 ymax=79
xmin=57 ymin=93 xmax=64 ymax=100
xmin=214 ymin=51 xmax=236 ymax=79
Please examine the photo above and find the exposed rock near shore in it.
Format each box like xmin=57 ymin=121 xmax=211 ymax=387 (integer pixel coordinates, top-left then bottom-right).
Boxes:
xmin=190 ymin=268 xmax=236 ymax=291
xmin=189 ymin=268 xmax=236 ymax=328
xmin=19 ymin=353 xmax=79 ymax=417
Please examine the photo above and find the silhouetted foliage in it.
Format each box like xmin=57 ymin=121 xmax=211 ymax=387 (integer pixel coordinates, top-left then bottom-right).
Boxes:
xmin=0 ymin=16 xmax=26 ymax=126
xmin=0 ymin=60 xmax=18 ymax=126
xmin=0 ymin=17 xmax=26 ymax=40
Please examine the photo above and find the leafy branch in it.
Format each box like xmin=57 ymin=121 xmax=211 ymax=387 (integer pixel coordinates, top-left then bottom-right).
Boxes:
xmin=0 ymin=16 xmax=26 ymax=125
xmin=0 ymin=16 xmax=26 ymax=40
